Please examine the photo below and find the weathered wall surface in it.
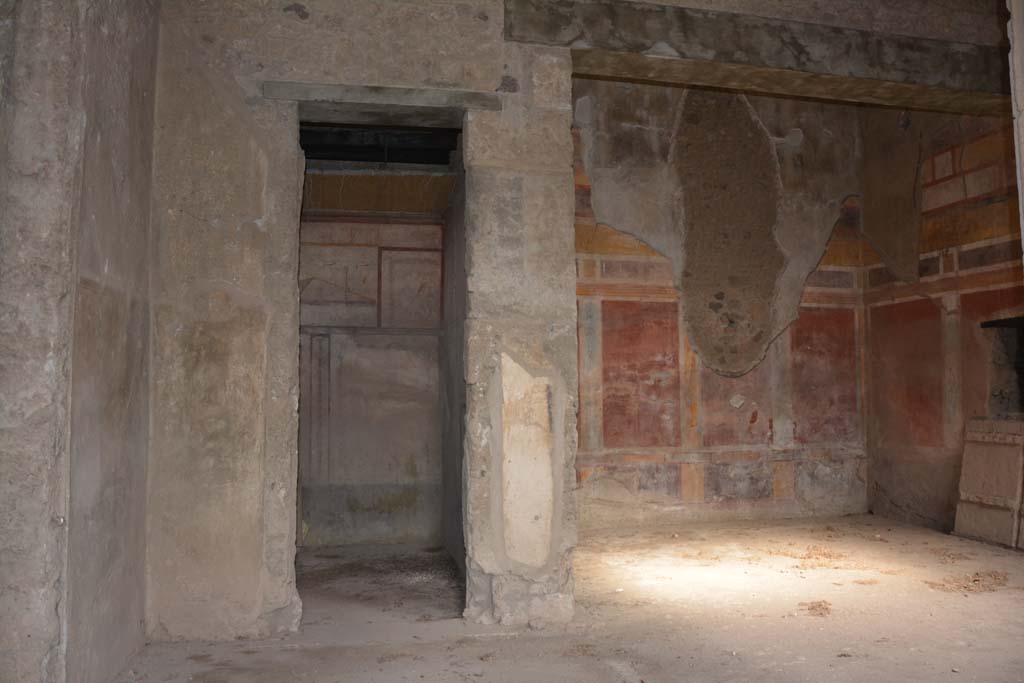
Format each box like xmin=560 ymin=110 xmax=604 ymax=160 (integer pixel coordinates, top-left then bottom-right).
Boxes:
xmin=442 ymin=164 xmax=469 ymax=573
xmin=574 ymin=79 xmax=859 ymax=376
xmin=297 ymin=216 xmax=444 ymax=547
xmin=300 ymin=333 xmax=442 ymax=545
xmin=865 ymin=117 xmax=1021 ymax=530
xmin=66 ymin=2 xmax=159 ymax=682
xmin=0 ymin=3 xmax=83 ymax=679
xmin=860 ymin=109 xmax=927 ymax=283
xmin=625 ymin=0 xmax=1006 ymax=46
xmin=1 ymin=2 xmax=158 ymax=681
xmin=147 ymin=4 xmax=307 ymax=640
xmin=148 ymin=0 xmax=579 ymax=637
xmin=460 ymin=45 xmax=579 ymax=626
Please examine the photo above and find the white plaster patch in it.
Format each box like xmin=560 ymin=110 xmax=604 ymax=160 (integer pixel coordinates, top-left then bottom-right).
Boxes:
xmin=500 ymin=353 xmax=554 ymax=568
xmin=729 ymin=394 xmax=746 ymax=409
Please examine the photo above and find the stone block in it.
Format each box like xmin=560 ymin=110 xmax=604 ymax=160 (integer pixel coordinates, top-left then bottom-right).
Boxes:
xmin=961 ymin=130 xmax=1014 ymax=171
xmin=964 ymin=164 xmax=1005 ymax=199
xmin=501 ymin=354 xmax=555 ymax=569
xmin=933 ymin=150 xmax=954 ymax=179
xmin=465 ymin=167 xmax=575 ymax=320
xmin=922 ymin=176 xmax=966 ymax=212
xmin=491 ymin=574 xmax=573 ymax=626
xmin=680 ymin=463 xmax=705 ymax=503
xmin=958 ymin=440 xmax=1024 ymax=505
xmin=707 ymin=459 xmax=772 ymax=501
xmin=464 ymin=108 xmax=572 ymax=172
xmin=772 ymin=461 xmax=796 ymax=500
xmin=531 ymin=50 xmax=572 ymax=110
xmin=955 ymin=501 xmax=1018 ymax=547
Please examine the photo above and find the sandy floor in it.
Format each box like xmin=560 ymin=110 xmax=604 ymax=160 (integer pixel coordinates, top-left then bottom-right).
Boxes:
xmin=116 ymin=515 xmax=1024 ymax=682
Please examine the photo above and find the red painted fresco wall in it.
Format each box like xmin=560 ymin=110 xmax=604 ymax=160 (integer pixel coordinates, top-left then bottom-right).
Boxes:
xmin=864 ymin=120 xmax=1023 ymax=530
xmin=601 ymin=300 xmax=681 ymax=448
xmin=700 ymin=358 xmax=773 ymax=448
xmin=574 ymin=119 xmax=1024 ymax=531
xmin=869 ymin=299 xmax=945 ymax=449
xmin=573 ymin=131 xmax=867 ymax=527
xmin=791 ymin=307 xmax=859 ymax=444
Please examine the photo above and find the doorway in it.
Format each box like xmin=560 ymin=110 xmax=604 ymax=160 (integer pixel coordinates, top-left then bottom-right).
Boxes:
xmin=295 ymin=123 xmax=466 ymax=625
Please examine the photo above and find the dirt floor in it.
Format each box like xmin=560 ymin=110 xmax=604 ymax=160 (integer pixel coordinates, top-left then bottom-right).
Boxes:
xmin=116 ymin=515 xmax=1024 ymax=682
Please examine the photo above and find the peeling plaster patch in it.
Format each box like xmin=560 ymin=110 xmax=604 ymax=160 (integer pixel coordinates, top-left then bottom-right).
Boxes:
xmin=497 ymin=75 xmax=520 ymax=93
xmin=500 ymin=353 xmax=554 ymax=569
xmin=678 ymin=89 xmax=783 ymax=376
xmin=645 ymin=41 xmax=680 ymax=58
xmin=282 ymin=3 xmax=309 ymax=20
xmin=574 ymin=79 xmax=859 ymax=377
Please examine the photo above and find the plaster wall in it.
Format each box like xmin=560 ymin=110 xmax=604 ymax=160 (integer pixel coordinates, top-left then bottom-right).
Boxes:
xmin=66 ymin=2 xmax=159 ymax=682
xmin=296 ymin=216 xmax=444 ymax=547
xmin=442 ymin=166 xmax=469 ymax=573
xmin=146 ymin=19 xmax=305 ymax=638
xmin=0 ymin=3 xmax=83 ymax=679
xmin=641 ymin=0 xmax=1006 ymax=46
xmin=459 ymin=45 xmax=579 ymax=626
xmin=1 ymin=2 xmax=158 ymax=681
xmin=299 ymin=333 xmax=442 ymax=546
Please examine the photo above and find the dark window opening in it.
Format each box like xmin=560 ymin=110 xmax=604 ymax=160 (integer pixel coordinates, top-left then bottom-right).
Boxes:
xmin=981 ymin=316 xmax=1024 ymax=418
xmin=299 ymin=123 xmax=460 ymax=166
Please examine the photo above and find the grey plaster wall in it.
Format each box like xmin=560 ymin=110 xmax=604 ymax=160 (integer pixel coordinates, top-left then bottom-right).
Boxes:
xmin=574 ymin=79 xmax=859 ymax=376
xmin=299 ymin=332 xmax=442 ymax=546
xmin=1 ymin=2 xmax=158 ymax=681
xmin=295 ymin=215 xmax=445 ymax=547
xmin=146 ymin=23 xmax=304 ymax=639
xmin=66 ymin=3 xmax=159 ymax=681
xmin=612 ymin=0 xmax=1006 ymax=46
xmin=460 ymin=45 xmax=579 ymax=626
xmin=442 ymin=163 xmax=469 ymax=573
xmin=0 ymin=3 xmax=83 ymax=679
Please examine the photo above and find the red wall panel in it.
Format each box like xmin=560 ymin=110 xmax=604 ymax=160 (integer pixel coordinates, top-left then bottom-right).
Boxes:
xmin=601 ymin=300 xmax=681 ymax=448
